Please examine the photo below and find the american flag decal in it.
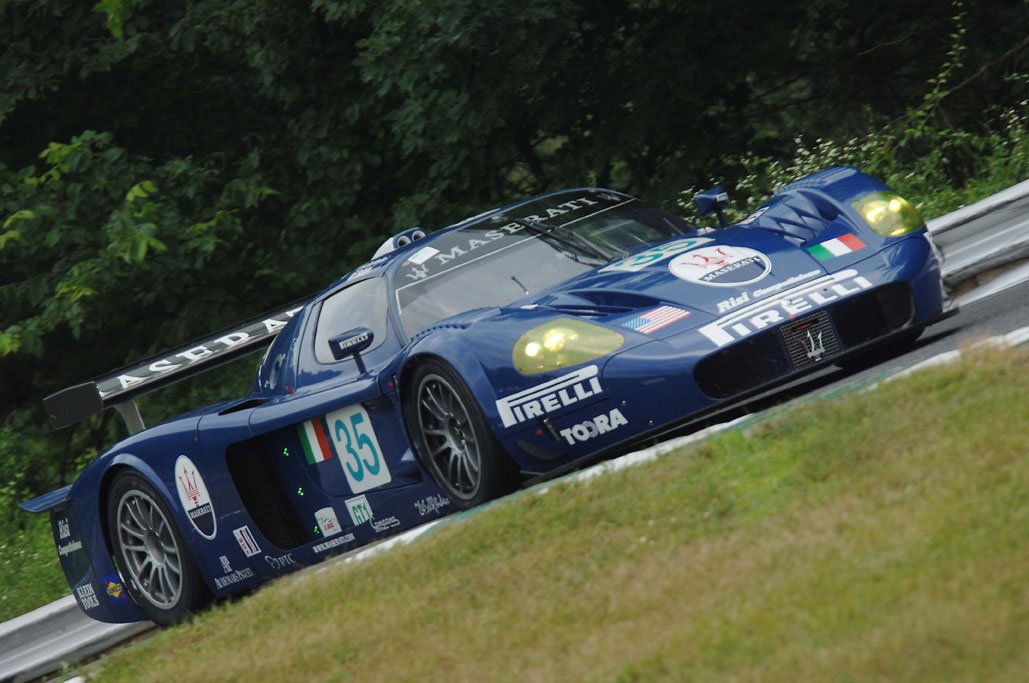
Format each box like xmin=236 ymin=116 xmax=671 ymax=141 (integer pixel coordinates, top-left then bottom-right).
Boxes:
xmin=621 ymin=305 xmax=690 ymax=334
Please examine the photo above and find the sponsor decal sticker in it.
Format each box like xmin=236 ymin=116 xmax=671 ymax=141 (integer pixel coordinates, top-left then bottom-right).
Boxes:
xmin=75 ymin=583 xmax=100 ymax=610
xmin=58 ymin=540 xmax=83 ymax=557
xmin=174 ymin=455 xmax=216 ymax=539
xmin=297 ymin=418 xmax=334 ymax=465
xmin=105 ymin=578 xmax=125 ymax=600
xmin=669 ymin=245 xmax=772 ymax=287
xmin=326 ymin=404 xmax=391 ymax=494
xmin=752 ymin=269 xmax=820 ymax=298
xmin=806 ymin=233 xmax=866 ymax=260
xmin=716 ymin=292 xmax=750 ymax=314
xmin=56 ymin=514 xmax=82 ymax=556
xmin=414 ymin=494 xmax=451 ymax=517
xmin=698 ymin=269 xmax=873 ymax=347
xmin=265 ymin=553 xmax=298 ymax=570
xmin=495 ymin=365 xmax=604 ymax=428
xmin=344 ymin=495 xmax=400 ymax=533
xmin=345 ymin=496 xmax=373 ymax=526
xmin=371 ymin=516 xmax=401 ymax=533
xmin=215 ymin=567 xmax=255 ymax=590
xmin=233 ymin=526 xmax=262 ymax=557
xmin=621 ymin=305 xmax=690 ymax=334
xmin=315 ymin=507 xmax=342 ymax=537
xmin=601 ymin=237 xmax=712 ymax=272
xmin=214 ymin=556 xmax=255 ymax=590
xmin=313 ymin=532 xmax=355 ymax=555
xmin=560 ymin=408 xmax=628 ymax=445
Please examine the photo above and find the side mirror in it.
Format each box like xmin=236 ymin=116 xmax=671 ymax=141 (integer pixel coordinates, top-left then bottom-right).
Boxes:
xmin=328 ymin=327 xmax=374 ymax=374
xmin=694 ymin=187 xmax=731 ymax=227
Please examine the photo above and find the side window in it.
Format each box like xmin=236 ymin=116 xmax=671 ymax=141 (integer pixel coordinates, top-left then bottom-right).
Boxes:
xmin=314 ymin=278 xmax=389 ymax=364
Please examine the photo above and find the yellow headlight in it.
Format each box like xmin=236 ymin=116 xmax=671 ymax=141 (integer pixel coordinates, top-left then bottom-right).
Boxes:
xmin=513 ymin=319 xmax=624 ymax=375
xmin=851 ymin=191 xmax=925 ymax=237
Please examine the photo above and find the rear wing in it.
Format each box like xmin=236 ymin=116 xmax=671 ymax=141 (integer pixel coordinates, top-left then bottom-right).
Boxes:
xmin=43 ymin=299 xmax=309 ymax=433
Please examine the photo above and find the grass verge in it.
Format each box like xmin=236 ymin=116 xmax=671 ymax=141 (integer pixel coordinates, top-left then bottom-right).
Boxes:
xmin=93 ymin=347 xmax=1029 ymax=682
xmin=0 ymin=515 xmax=67 ymax=622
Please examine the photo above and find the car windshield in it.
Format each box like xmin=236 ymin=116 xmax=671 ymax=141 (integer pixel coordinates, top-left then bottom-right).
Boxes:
xmin=395 ymin=200 xmax=691 ymax=337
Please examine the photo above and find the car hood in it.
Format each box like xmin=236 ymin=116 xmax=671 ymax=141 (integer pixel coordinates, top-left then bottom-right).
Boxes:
xmin=523 ymin=224 xmax=877 ymax=335
xmin=542 ymin=229 xmax=810 ymax=308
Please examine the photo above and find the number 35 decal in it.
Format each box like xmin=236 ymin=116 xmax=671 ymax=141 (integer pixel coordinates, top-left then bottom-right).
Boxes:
xmin=326 ymin=404 xmax=392 ymax=494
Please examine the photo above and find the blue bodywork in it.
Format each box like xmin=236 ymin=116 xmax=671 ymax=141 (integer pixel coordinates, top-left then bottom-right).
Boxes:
xmin=26 ymin=167 xmax=947 ymax=623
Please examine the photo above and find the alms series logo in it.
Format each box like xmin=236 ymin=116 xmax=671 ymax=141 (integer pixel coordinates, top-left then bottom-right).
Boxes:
xmin=175 ymin=456 xmax=216 ymax=540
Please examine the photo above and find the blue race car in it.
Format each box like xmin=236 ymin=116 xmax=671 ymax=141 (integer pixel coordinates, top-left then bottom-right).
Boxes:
xmin=24 ymin=166 xmax=952 ymax=625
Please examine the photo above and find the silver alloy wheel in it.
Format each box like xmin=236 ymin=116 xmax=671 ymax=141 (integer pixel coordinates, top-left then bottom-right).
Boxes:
xmin=416 ymin=373 xmax=482 ymax=500
xmin=115 ymin=489 xmax=183 ymax=609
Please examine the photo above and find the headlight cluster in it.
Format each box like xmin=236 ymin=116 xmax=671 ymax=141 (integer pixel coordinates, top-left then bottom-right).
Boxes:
xmin=513 ymin=319 xmax=624 ymax=375
xmin=851 ymin=191 xmax=925 ymax=237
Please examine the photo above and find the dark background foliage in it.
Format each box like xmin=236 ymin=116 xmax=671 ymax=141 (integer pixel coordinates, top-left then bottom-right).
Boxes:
xmin=1 ymin=0 xmax=1026 ymax=520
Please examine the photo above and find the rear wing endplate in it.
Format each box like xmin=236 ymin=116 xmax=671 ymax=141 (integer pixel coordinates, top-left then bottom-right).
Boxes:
xmin=43 ymin=299 xmax=309 ymax=432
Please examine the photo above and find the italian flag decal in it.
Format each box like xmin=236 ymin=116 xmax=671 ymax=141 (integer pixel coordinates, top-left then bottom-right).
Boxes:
xmin=806 ymin=233 xmax=866 ymax=260
xmin=298 ymin=419 xmax=334 ymax=464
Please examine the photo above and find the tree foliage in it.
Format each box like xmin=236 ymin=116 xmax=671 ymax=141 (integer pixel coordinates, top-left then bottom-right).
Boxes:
xmin=0 ymin=0 xmax=1025 ymax=514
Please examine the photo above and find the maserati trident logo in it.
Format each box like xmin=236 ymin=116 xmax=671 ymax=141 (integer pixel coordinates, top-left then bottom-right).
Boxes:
xmin=805 ymin=329 xmax=826 ymax=361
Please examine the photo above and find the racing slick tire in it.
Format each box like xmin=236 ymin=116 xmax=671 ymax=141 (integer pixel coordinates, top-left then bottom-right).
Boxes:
xmin=404 ymin=359 xmax=519 ymax=510
xmin=106 ymin=470 xmax=211 ymax=626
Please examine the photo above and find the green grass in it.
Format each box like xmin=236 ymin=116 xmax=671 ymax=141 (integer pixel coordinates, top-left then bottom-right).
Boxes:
xmin=0 ymin=514 xmax=67 ymax=621
xmin=88 ymin=347 xmax=1029 ymax=681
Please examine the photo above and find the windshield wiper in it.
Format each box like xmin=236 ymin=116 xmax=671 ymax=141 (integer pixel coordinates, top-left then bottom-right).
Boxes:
xmin=512 ymin=218 xmax=619 ymax=265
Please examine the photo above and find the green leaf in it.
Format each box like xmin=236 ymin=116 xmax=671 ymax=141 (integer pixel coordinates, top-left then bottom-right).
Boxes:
xmin=2 ymin=209 xmax=33 ymax=230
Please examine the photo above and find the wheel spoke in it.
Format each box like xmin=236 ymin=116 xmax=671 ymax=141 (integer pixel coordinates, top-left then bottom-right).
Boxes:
xmin=422 ymin=385 xmax=449 ymax=421
xmin=121 ymin=539 xmax=146 ymax=552
xmin=447 ymin=452 xmax=459 ymax=485
xmin=121 ymin=524 xmax=146 ymax=540
xmin=126 ymin=499 xmax=146 ymax=530
xmin=465 ymin=449 xmax=480 ymax=476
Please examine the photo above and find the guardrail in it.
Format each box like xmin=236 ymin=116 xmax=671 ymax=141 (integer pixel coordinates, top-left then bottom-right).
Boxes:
xmin=928 ymin=177 xmax=1029 ymax=286
xmin=2 ymin=178 xmax=1027 ymax=683
xmin=0 ymin=596 xmax=150 ymax=682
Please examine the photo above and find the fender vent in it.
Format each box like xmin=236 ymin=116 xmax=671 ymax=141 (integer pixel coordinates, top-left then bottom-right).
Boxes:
xmin=226 ymin=439 xmax=308 ymax=551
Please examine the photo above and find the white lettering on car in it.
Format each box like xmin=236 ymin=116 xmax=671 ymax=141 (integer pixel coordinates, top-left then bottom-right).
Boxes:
xmin=699 ymin=269 xmax=873 ymax=347
xmin=559 ymin=408 xmax=628 ymax=445
xmin=495 ymin=365 xmax=604 ymax=428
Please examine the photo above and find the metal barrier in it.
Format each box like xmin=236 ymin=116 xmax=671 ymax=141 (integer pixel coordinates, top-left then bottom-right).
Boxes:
xmin=928 ymin=177 xmax=1029 ymax=286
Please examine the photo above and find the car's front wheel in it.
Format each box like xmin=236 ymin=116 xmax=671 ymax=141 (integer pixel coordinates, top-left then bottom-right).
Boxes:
xmin=404 ymin=360 xmax=518 ymax=510
xmin=106 ymin=471 xmax=211 ymax=626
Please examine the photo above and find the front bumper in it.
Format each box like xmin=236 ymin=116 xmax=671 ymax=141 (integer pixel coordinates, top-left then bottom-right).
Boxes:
xmin=501 ymin=234 xmax=948 ymax=474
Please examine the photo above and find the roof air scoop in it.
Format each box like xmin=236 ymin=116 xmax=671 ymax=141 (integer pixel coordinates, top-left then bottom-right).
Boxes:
xmin=373 ymin=226 xmax=427 ymax=258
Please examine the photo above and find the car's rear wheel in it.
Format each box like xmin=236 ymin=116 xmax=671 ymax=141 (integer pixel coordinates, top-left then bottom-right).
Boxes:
xmin=106 ymin=471 xmax=210 ymax=626
xmin=404 ymin=360 xmax=518 ymax=510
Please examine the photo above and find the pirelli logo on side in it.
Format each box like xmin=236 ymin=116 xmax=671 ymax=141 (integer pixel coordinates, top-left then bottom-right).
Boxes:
xmin=496 ymin=365 xmax=603 ymax=428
